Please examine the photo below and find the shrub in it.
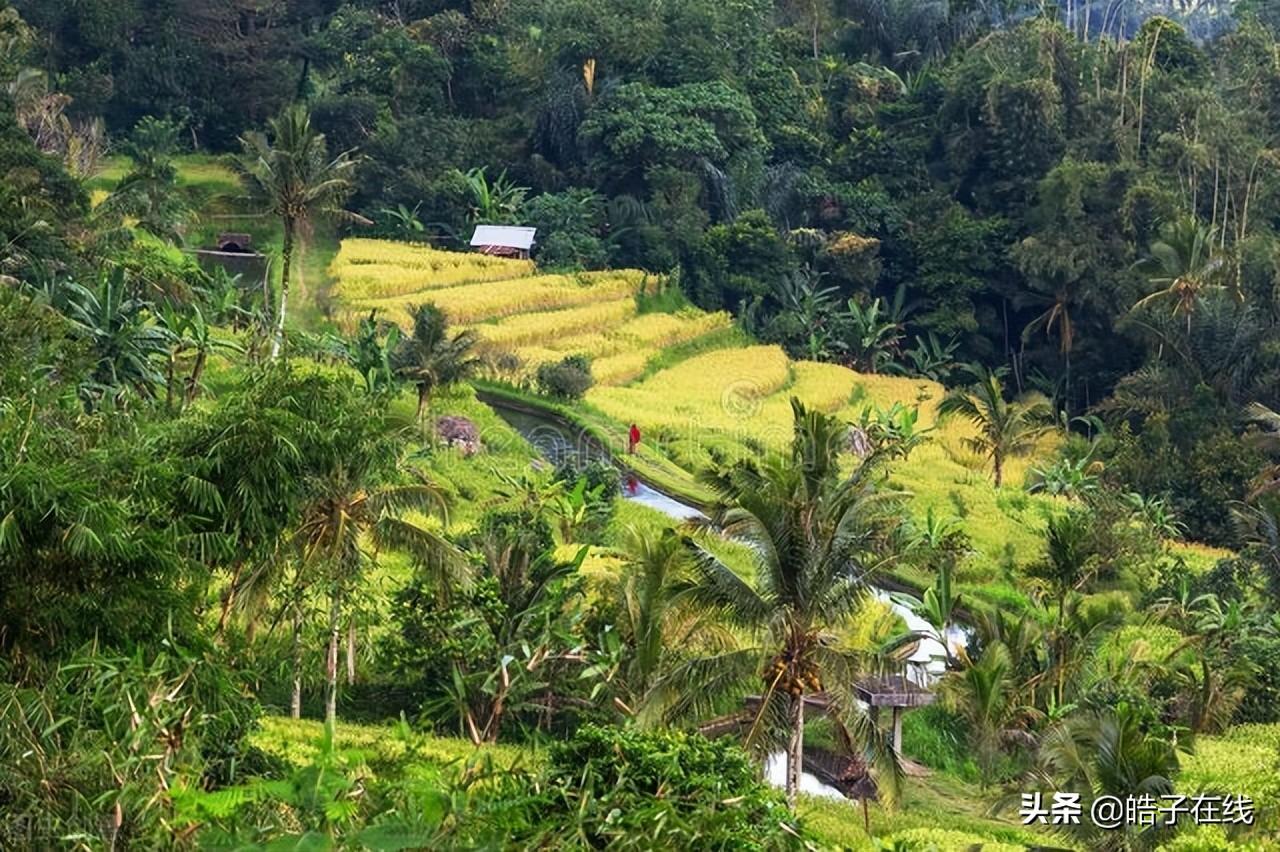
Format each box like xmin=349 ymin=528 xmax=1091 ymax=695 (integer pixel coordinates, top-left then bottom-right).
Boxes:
xmin=537 ymin=353 xmax=594 ymax=399
xmin=0 ymin=644 xmax=262 ymax=848
xmin=514 ymin=724 xmax=806 ymax=850
xmin=1234 ymin=634 xmax=1280 ymax=724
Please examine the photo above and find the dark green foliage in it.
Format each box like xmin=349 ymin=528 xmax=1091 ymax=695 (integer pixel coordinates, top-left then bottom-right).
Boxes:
xmin=536 ymin=353 xmax=594 ymax=400
xmin=383 ymin=576 xmax=507 ymax=716
xmin=0 ymin=91 xmax=87 ymax=276
xmin=552 ymin=457 xmax=620 ymax=542
xmin=1106 ymin=415 xmax=1265 ymax=545
xmin=685 ymin=209 xmax=794 ymax=310
xmin=1234 ymin=633 xmax=1280 ymax=724
xmin=0 ymin=641 xmax=261 ymax=848
xmin=518 ymin=724 xmax=804 ymax=850
xmin=580 ymin=81 xmax=766 ymax=175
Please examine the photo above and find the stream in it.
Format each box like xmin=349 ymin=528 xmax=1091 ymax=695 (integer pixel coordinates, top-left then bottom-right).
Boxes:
xmin=485 ymin=397 xmax=965 ymax=801
xmin=485 ymin=398 xmax=966 ymax=684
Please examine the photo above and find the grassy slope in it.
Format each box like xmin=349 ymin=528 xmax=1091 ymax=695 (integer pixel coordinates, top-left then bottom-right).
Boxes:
xmin=240 ymin=234 xmax=1254 ymax=849
xmin=249 ymin=714 xmax=1280 ymax=850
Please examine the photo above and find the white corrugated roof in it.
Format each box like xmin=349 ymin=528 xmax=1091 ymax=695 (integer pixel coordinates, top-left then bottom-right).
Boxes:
xmin=470 ymin=225 xmax=537 ymax=250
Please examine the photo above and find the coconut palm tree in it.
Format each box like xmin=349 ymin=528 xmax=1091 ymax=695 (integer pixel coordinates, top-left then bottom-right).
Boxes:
xmin=235 ymin=105 xmax=361 ymax=359
xmin=293 ymin=440 xmax=457 ymax=731
xmin=937 ymin=368 xmax=1052 ymax=487
xmin=1132 ymin=214 xmax=1228 ymax=329
xmin=99 ymin=116 xmax=190 ymax=244
xmin=391 ymin=303 xmax=481 ymax=420
xmin=650 ymin=398 xmax=905 ymax=811
xmin=941 ymin=643 xmax=1030 ymax=783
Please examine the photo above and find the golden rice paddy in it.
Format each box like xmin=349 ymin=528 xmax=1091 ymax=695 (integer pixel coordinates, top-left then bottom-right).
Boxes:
xmin=332 ymin=240 xmax=1224 ymax=589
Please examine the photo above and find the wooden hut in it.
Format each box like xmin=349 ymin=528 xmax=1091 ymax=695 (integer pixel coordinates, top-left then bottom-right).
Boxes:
xmin=470 ymin=225 xmax=537 ymax=259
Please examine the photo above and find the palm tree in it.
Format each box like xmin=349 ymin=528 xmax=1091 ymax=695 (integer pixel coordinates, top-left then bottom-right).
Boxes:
xmin=937 ymin=368 xmax=1052 ymax=487
xmin=293 ymin=440 xmax=456 ymax=731
xmin=100 ymin=116 xmax=190 ymax=243
xmin=941 ymin=643 xmax=1029 ymax=783
xmin=235 ymin=105 xmax=361 ymax=359
xmin=614 ymin=527 xmax=730 ymax=709
xmin=1132 ymin=214 xmax=1227 ymax=329
xmin=1028 ymin=509 xmax=1096 ymax=706
xmin=651 ymin=398 xmax=905 ymax=811
xmin=1243 ymin=402 xmax=1280 ymax=500
xmin=1027 ymin=705 xmax=1178 ymax=851
xmin=391 ymin=303 xmax=481 ymax=420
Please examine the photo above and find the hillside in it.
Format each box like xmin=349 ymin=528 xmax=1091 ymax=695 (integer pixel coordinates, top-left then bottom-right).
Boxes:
xmin=332 ymin=239 xmax=1228 ymax=613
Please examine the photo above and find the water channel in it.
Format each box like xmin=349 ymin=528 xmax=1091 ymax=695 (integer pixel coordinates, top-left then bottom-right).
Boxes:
xmin=484 ymin=397 xmax=967 ymax=800
xmin=483 ymin=398 xmax=967 ymax=684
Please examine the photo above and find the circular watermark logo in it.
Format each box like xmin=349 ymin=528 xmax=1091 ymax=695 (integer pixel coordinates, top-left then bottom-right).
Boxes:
xmin=721 ymin=379 xmax=764 ymax=420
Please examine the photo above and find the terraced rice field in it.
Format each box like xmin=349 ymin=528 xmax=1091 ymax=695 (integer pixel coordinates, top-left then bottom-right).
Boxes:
xmin=333 ymin=240 xmax=1216 ymax=604
xmin=331 ymin=240 xmax=730 ymax=385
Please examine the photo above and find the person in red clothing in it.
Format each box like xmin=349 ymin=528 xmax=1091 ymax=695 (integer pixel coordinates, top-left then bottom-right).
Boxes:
xmin=628 ymin=423 xmax=641 ymax=454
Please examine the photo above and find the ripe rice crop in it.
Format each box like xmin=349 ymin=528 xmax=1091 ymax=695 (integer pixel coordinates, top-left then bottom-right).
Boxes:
xmin=786 ymin=361 xmax=860 ymax=413
xmin=587 ymin=345 xmax=794 ymax=442
xmin=547 ymin=333 xmax=630 ymax=358
xmin=474 ymin=300 xmax=637 ymax=350
xmin=591 ymin=349 xmax=656 ymax=386
xmin=331 ymin=240 xmax=535 ymax=300
xmin=356 ymin=271 xmax=644 ymax=326
xmin=614 ymin=310 xmax=733 ymax=348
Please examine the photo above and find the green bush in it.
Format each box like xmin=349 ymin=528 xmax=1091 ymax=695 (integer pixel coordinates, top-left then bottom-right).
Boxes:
xmin=537 ymin=353 xmax=594 ymax=399
xmin=900 ymin=705 xmax=981 ymax=783
xmin=0 ymin=644 xmax=262 ymax=848
xmin=512 ymin=724 xmax=805 ymax=850
xmin=1235 ymin=634 xmax=1280 ymax=724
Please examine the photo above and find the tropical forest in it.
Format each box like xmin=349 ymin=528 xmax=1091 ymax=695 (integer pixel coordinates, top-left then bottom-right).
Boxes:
xmin=5 ymin=0 xmax=1280 ymax=849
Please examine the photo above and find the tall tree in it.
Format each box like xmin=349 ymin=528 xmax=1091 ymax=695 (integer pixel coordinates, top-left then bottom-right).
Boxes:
xmin=235 ymin=105 xmax=360 ymax=359
xmin=614 ymin=527 xmax=729 ymax=707
xmin=99 ymin=116 xmax=189 ymax=243
xmin=1132 ymin=215 xmax=1227 ymax=329
xmin=938 ymin=369 xmax=1052 ymax=487
xmin=651 ymin=398 xmax=907 ymax=811
xmin=294 ymin=441 xmax=455 ymax=730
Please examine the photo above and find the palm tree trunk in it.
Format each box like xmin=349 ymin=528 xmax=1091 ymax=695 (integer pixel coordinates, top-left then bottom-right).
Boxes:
xmin=186 ymin=348 xmax=207 ymax=404
xmin=416 ymin=383 xmax=429 ymax=420
xmin=346 ymin=621 xmax=356 ymax=686
xmin=271 ymin=218 xmax=295 ymax=360
xmin=166 ymin=351 xmax=176 ymax=411
xmin=786 ymin=693 xmax=805 ymax=811
xmin=993 ymin=452 xmax=1004 ymax=488
xmin=291 ymin=606 xmax=303 ymax=720
xmin=325 ymin=586 xmax=341 ymax=731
